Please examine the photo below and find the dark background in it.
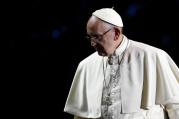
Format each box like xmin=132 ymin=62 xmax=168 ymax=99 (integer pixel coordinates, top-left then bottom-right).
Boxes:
xmin=8 ymin=0 xmax=178 ymax=118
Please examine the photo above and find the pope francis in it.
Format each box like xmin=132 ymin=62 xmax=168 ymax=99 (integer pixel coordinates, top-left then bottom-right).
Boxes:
xmin=64 ymin=8 xmax=179 ymax=119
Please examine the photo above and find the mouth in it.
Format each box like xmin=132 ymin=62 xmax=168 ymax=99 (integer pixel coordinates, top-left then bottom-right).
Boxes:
xmin=93 ymin=44 xmax=107 ymax=56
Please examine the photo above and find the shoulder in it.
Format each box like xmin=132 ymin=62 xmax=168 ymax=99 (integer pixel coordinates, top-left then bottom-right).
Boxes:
xmin=128 ymin=40 xmax=168 ymax=56
xmin=78 ymin=52 xmax=103 ymax=68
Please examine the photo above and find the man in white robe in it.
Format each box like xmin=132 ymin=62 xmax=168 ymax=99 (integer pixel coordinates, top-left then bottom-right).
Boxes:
xmin=64 ymin=8 xmax=179 ymax=119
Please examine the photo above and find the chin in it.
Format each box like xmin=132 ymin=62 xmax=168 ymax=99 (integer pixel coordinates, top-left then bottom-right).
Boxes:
xmin=97 ymin=51 xmax=107 ymax=56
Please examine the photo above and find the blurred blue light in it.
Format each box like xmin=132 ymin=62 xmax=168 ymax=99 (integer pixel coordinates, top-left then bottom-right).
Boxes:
xmin=127 ymin=3 xmax=139 ymax=17
xmin=52 ymin=29 xmax=61 ymax=40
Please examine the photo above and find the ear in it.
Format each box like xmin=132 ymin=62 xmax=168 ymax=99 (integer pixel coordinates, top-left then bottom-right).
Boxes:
xmin=114 ymin=28 xmax=121 ymax=41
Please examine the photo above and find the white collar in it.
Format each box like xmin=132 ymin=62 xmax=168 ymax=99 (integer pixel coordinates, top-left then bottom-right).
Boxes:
xmin=114 ymin=35 xmax=128 ymax=56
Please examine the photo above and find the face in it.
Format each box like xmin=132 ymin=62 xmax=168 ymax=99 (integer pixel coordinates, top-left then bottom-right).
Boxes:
xmin=86 ymin=16 xmax=117 ymax=56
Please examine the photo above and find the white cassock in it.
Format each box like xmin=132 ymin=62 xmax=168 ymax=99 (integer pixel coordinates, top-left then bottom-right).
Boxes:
xmin=64 ymin=35 xmax=179 ymax=119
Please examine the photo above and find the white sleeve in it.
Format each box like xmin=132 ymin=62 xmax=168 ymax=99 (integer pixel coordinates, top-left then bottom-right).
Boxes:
xmin=74 ymin=116 xmax=92 ymax=119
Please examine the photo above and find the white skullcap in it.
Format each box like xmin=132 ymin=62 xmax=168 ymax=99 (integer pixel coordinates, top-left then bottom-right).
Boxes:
xmin=92 ymin=8 xmax=123 ymax=27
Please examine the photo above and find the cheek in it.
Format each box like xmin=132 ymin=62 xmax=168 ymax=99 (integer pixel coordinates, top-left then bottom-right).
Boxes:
xmin=96 ymin=38 xmax=113 ymax=51
xmin=103 ymin=40 xmax=114 ymax=49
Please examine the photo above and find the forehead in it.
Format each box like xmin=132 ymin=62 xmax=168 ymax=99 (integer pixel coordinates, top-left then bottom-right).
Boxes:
xmin=87 ymin=16 xmax=109 ymax=33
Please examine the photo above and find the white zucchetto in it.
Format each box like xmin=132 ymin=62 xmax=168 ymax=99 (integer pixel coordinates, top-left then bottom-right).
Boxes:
xmin=92 ymin=8 xmax=123 ymax=27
